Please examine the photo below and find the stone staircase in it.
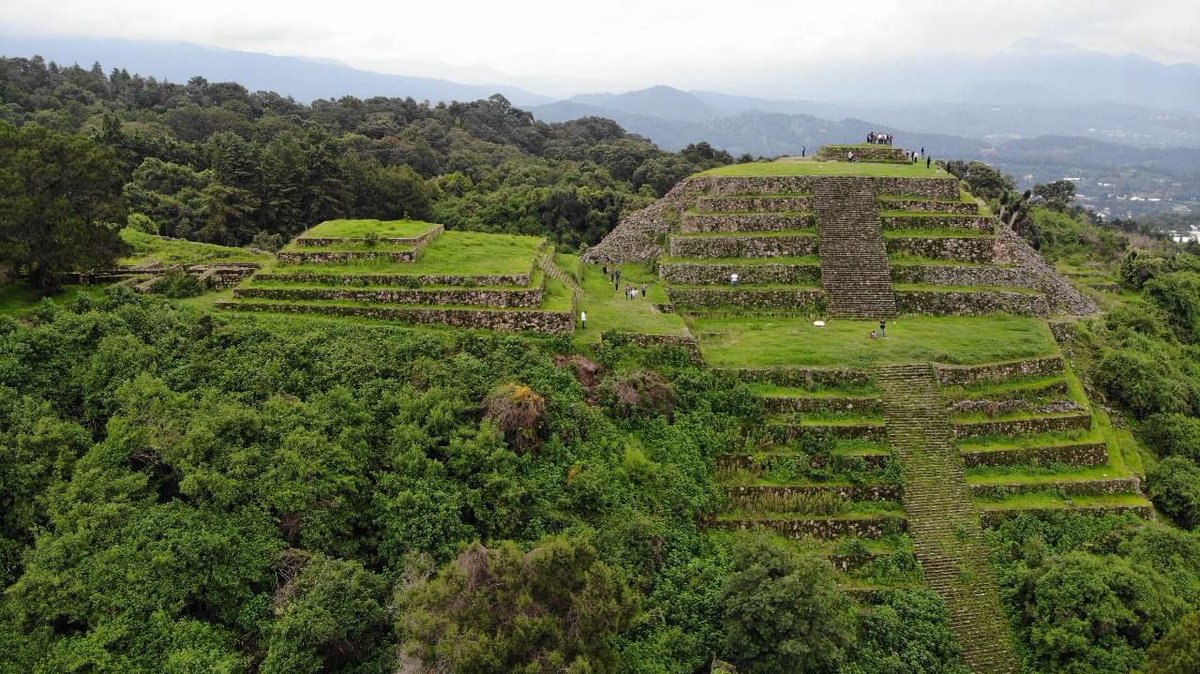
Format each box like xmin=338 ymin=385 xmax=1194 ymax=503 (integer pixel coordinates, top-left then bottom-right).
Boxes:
xmin=813 ymin=178 xmax=897 ymax=318
xmin=877 ymin=364 xmax=1020 ymax=674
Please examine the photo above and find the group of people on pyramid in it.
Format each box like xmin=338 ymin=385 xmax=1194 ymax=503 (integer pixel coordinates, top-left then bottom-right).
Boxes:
xmin=866 ymin=131 xmax=893 ymax=145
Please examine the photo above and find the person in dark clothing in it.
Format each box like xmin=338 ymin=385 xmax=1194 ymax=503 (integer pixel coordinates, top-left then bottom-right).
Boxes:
xmin=802 ymin=146 xmax=806 ymax=157
xmin=879 ymin=320 xmax=887 ymax=338
xmin=926 ymin=156 xmax=931 ymax=168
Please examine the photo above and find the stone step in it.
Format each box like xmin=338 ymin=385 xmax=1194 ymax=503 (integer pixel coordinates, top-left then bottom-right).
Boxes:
xmin=953 ymin=413 xmax=1093 ymax=440
xmin=960 ymin=441 xmax=1108 ymax=468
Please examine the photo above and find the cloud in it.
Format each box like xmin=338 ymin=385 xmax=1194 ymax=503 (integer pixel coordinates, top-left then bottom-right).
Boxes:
xmin=1 ymin=0 xmax=1196 ymax=93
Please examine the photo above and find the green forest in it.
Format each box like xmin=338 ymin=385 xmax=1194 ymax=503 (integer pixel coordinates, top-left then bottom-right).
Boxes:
xmin=2 ymin=58 xmax=1200 ymax=673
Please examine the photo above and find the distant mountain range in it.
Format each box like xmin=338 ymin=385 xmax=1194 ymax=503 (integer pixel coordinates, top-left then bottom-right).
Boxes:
xmin=2 ymin=35 xmax=1197 ymax=217
xmin=0 ymin=35 xmax=551 ymax=105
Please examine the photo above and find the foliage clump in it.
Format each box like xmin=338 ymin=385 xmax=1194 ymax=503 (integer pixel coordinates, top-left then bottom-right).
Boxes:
xmin=485 ymin=382 xmax=546 ymax=450
xmin=396 ymin=536 xmax=637 ymax=673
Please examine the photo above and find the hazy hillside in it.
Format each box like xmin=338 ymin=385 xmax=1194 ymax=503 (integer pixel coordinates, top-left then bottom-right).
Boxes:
xmin=0 ymin=35 xmax=550 ymax=105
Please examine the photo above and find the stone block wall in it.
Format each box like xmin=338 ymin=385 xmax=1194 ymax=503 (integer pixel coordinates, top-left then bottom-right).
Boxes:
xmin=234 ymin=284 xmax=544 ymax=308
xmin=878 ymin=198 xmax=979 ymax=214
xmin=252 ymin=271 xmax=533 ymax=287
xmin=979 ymin=504 xmax=1153 ymax=528
xmin=216 ymin=300 xmax=575 ymax=333
xmin=681 ymin=212 xmax=815 ymax=233
xmin=969 ymin=477 xmax=1140 ymax=499
xmin=953 ymin=413 xmax=1092 ymax=440
xmin=659 ymin=261 xmax=822 ymax=285
xmin=894 ymin=289 xmax=1050 ymax=316
xmin=961 ymin=442 xmax=1108 ymax=468
xmin=275 ymin=249 xmax=418 ymax=264
xmin=890 ymin=264 xmax=1029 ymax=288
xmin=885 ymin=236 xmax=999 ymax=263
xmin=668 ymin=234 xmax=818 ymax=258
xmin=698 ymin=195 xmax=812 ymax=212
xmin=768 ymin=422 xmax=889 ymax=443
xmin=935 ymin=356 xmax=1065 ymax=386
xmin=881 ymin=215 xmax=995 ymax=232
xmin=722 ymin=366 xmax=875 ymax=389
xmin=293 ymin=224 xmax=444 ymax=248
xmin=764 ymin=395 xmax=884 ymax=415
xmin=726 ymin=484 xmax=902 ymax=502
xmin=714 ymin=515 xmax=906 ymax=540
xmin=718 ymin=451 xmax=892 ymax=473
xmin=667 ymin=287 xmax=827 ymax=312
xmin=817 ymin=145 xmax=910 ymax=163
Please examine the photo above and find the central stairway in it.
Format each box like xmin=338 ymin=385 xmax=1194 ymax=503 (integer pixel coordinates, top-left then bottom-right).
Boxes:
xmin=813 ymin=178 xmax=896 ymax=318
xmin=877 ymin=364 xmax=1020 ymax=674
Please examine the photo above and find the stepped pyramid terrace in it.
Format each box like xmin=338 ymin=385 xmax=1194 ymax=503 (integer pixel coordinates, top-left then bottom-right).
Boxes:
xmin=578 ymin=145 xmax=1140 ymax=674
xmin=211 ymin=147 xmax=1146 ymax=673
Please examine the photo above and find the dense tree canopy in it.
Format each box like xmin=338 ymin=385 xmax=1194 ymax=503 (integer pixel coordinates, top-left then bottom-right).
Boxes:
xmin=0 ymin=121 xmax=128 ymax=289
xmin=0 ymin=57 xmax=735 ymax=255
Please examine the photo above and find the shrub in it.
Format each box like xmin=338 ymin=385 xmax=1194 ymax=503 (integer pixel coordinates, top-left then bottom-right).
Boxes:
xmin=484 ymin=382 xmax=546 ymax=450
xmin=1147 ymin=457 xmax=1200 ymax=530
xmin=1095 ymin=349 xmax=1192 ymax=418
xmin=150 ymin=268 xmax=205 ymax=298
xmin=843 ymin=589 xmax=968 ymax=674
xmin=1145 ymin=272 xmax=1200 ymax=342
xmin=721 ymin=533 xmax=853 ymax=674
xmin=603 ymin=369 xmax=675 ymax=420
xmin=396 ymin=537 xmax=637 ymax=673
xmin=1143 ymin=611 xmax=1200 ymax=674
xmin=1142 ymin=414 xmax=1200 ymax=463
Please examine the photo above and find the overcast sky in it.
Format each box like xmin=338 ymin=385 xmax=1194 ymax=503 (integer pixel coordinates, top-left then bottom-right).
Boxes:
xmin=2 ymin=0 xmax=1197 ymax=95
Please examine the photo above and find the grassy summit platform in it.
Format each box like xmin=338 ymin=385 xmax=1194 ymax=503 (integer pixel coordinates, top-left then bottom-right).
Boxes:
xmin=263 ymin=231 xmax=544 ymax=278
xmin=701 ymin=157 xmax=947 ymax=179
xmin=299 ymin=218 xmax=438 ymax=238
xmin=690 ymin=315 xmax=1057 ymax=368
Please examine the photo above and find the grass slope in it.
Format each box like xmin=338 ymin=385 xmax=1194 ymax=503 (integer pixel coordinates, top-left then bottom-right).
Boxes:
xmin=691 ymin=315 xmax=1058 ymax=368
xmin=120 ymin=229 xmax=271 ymax=266
xmin=574 ymin=261 xmax=689 ymax=342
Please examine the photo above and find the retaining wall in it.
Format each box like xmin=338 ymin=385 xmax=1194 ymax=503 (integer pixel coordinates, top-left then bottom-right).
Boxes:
xmin=293 ymin=224 xmax=444 ymax=247
xmin=885 ymin=236 xmax=999 ymax=263
xmin=878 ymin=198 xmax=978 ymax=214
xmin=252 ymin=271 xmax=532 ymax=287
xmin=718 ymin=452 xmax=892 ymax=472
xmin=682 ymin=212 xmax=815 ymax=233
xmin=216 ymin=300 xmax=574 ymax=333
xmin=726 ymin=484 xmax=903 ymax=502
xmin=895 ymin=289 xmax=1049 ymax=316
xmin=767 ymin=422 xmax=889 ymax=443
xmin=881 ymin=215 xmax=995 ymax=232
xmin=713 ymin=515 xmax=906 ymax=540
xmin=667 ymin=287 xmax=827 ymax=312
xmin=659 ymin=261 xmax=822 ymax=285
xmin=668 ymin=234 xmax=818 ymax=258
xmin=698 ymin=195 xmax=812 ymax=212
xmin=234 ymin=285 xmax=544 ymax=308
xmin=722 ymin=367 xmax=875 ymax=389
xmin=275 ymin=249 xmax=418 ymax=264
xmin=890 ymin=264 xmax=1029 ymax=288
xmin=935 ymin=356 xmax=1065 ymax=386
xmin=960 ymin=442 xmax=1108 ymax=468
xmin=969 ymin=477 xmax=1140 ymax=499
xmin=763 ymin=395 xmax=884 ymax=415
xmin=979 ymin=504 xmax=1153 ymax=527
xmin=953 ymin=413 xmax=1093 ymax=439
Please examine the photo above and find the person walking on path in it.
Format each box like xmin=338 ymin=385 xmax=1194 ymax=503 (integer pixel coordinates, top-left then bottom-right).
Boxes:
xmin=879 ymin=319 xmax=887 ymax=338
xmin=580 ymin=310 xmax=587 ymax=330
